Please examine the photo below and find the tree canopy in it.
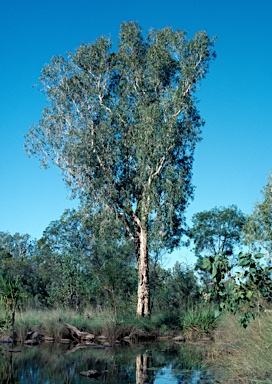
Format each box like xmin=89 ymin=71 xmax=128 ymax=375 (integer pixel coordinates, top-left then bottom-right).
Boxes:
xmin=25 ymin=22 xmax=216 ymax=316
xmin=243 ymin=172 xmax=272 ymax=261
xmin=190 ymin=205 xmax=246 ymax=258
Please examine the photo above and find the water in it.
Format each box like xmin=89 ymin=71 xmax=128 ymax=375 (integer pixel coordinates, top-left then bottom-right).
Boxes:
xmin=0 ymin=341 xmax=220 ymax=383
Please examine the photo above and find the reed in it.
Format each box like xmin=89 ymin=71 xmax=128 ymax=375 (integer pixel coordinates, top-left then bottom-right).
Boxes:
xmin=208 ymin=311 xmax=272 ymax=383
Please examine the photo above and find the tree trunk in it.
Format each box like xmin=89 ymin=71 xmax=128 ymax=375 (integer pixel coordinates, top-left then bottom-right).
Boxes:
xmin=136 ymin=226 xmax=150 ymax=317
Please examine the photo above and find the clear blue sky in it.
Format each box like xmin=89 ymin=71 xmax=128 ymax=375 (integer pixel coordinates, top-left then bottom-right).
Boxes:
xmin=1 ymin=0 xmax=272 ymax=266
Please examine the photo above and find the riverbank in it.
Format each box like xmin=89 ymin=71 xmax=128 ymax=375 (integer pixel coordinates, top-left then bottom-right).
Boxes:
xmin=1 ymin=307 xmax=179 ymax=344
xmin=1 ymin=307 xmax=272 ymax=382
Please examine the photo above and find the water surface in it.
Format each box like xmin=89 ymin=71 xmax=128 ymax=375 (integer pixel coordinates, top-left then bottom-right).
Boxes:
xmin=0 ymin=341 xmax=220 ymax=383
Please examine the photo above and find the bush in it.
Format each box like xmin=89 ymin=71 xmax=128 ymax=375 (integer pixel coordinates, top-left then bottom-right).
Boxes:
xmin=180 ymin=304 xmax=221 ymax=338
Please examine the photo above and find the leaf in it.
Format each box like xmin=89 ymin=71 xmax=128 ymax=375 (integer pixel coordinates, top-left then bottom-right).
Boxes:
xmin=254 ymin=253 xmax=264 ymax=259
xmin=214 ymin=309 xmax=221 ymax=319
xmin=239 ymin=259 xmax=251 ymax=267
xmin=202 ymin=258 xmax=211 ymax=269
xmin=212 ymin=264 xmax=218 ymax=279
xmin=246 ymin=290 xmax=253 ymax=300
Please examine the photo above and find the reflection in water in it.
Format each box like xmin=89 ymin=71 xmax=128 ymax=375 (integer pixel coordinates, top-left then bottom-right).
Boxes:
xmin=0 ymin=349 xmax=15 ymax=383
xmin=0 ymin=341 xmax=219 ymax=383
xmin=136 ymin=353 xmax=155 ymax=384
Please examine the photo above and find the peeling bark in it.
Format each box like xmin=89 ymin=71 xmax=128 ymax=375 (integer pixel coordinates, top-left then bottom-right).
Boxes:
xmin=136 ymin=226 xmax=150 ymax=317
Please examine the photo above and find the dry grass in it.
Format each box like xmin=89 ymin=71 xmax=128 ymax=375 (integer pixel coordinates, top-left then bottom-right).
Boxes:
xmin=207 ymin=311 xmax=272 ymax=383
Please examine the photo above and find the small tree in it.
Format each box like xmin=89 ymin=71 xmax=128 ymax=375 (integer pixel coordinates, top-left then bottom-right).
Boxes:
xmin=0 ymin=273 xmax=24 ymax=337
xmin=190 ymin=205 xmax=246 ymax=301
xmin=190 ymin=205 xmax=246 ymax=258
xmin=243 ymin=172 xmax=272 ymax=261
xmin=25 ymin=22 xmax=215 ymax=316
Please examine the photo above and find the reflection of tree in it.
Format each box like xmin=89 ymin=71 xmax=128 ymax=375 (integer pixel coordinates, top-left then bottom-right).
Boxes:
xmin=0 ymin=342 xmax=213 ymax=383
xmin=0 ymin=350 xmax=15 ymax=384
xmin=136 ymin=353 xmax=154 ymax=384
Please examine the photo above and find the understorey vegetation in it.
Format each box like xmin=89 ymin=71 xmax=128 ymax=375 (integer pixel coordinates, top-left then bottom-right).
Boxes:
xmin=1 ymin=178 xmax=272 ymax=383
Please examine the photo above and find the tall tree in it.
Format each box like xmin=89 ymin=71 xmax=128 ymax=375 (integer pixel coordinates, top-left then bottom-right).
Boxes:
xmin=243 ymin=172 xmax=272 ymax=261
xmin=25 ymin=22 xmax=215 ymax=316
xmin=190 ymin=205 xmax=246 ymax=258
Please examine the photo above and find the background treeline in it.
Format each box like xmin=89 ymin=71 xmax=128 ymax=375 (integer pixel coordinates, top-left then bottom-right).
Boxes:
xmin=0 ymin=172 xmax=272 ymax=321
xmin=0 ymin=208 xmax=200 ymax=316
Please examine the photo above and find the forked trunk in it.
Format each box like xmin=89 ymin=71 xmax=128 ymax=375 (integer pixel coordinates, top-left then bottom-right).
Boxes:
xmin=136 ymin=226 xmax=150 ymax=317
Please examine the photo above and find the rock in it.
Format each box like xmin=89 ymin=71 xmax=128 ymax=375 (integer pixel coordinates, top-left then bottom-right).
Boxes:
xmin=80 ymin=370 xmax=99 ymax=378
xmin=24 ymin=339 xmax=39 ymax=345
xmin=172 ymin=335 xmax=185 ymax=342
xmin=97 ymin=335 xmax=107 ymax=340
xmin=64 ymin=323 xmax=95 ymax=341
xmin=81 ymin=333 xmax=95 ymax=341
xmin=103 ymin=342 xmax=112 ymax=347
xmin=60 ymin=339 xmax=71 ymax=344
xmin=0 ymin=336 xmax=13 ymax=343
xmin=44 ymin=337 xmax=55 ymax=342
xmin=157 ymin=336 xmax=171 ymax=341
xmin=31 ymin=331 xmax=43 ymax=340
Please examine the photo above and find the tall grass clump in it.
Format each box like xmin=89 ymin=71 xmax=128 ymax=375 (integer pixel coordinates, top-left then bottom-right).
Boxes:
xmin=180 ymin=304 xmax=221 ymax=339
xmin=13 ymin=307 xmax=94 ymax=341
xmin=88 ymin=310 xmax=148 ymax=344
xmin=13 ymin=309 xmax=43 ymax=341
xmin=209 ymin=311 xmax=272 ymax=383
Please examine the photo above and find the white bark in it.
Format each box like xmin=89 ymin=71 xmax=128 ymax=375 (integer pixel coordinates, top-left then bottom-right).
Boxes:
xmin=136 ymin=226 xmax=150 ymax=317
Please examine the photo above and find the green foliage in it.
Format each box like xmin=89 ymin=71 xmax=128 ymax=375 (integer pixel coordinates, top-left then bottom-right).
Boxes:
xmin=199 ymin=252 xmax=272 ymax=328
xmin=0 ymin=231 xmax=40 ymax=305
xmin=190 ymin=205 xmax=246 ymax=258
xmin=35 ymin=207 xmax=136 ymax=312
xmin=180 ymin=304 xmax=221 ymax=335
xmin=0 ymin=231 xmax=36 ymax=259
xmin=150 ymin=261 xmax=201 ymax=312
xmin=25 ymin=21 xmax=215 ymax=315
xmin=243 ymin=172 xmax=272 ymax=260
xmin=0 ymin=273 xmax=25 ymax=334
xmin=0 ymin=208 xmax=203 ymax=320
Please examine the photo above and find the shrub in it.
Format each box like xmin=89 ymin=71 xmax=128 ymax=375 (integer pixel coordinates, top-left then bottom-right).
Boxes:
xmin=180 ymin=304 xmax=221 ymax=339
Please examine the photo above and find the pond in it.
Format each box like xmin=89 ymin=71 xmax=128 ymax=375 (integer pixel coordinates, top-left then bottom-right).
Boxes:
xmin=0 ymin=341 xmax=221 ymax=383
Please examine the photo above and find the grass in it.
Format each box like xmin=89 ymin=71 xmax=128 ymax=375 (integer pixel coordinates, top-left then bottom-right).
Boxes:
xmin=207 ymin=311 xmax=272 ymax=383
xmin=5 ymin=307 xmax=168 ymax=343
xmin=12 ymin=307 xmax=95 ymax=341
xmin=0 ymin=305 xmax=189 ymax=344
xmin=180 ymin=304 xmax=221 ymax=339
